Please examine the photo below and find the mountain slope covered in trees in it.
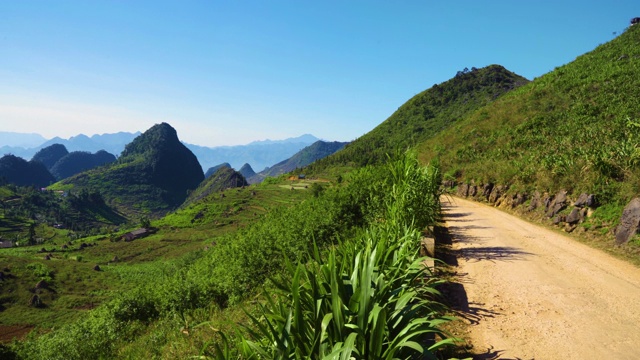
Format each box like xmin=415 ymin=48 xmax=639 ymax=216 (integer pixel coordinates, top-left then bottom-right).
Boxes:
xmin=53 ymin=123 xmax=204 ymax=217
xmin=0 ymin=155 xmax=55 ymax=188
xmin=32 ymin=144 xmax=69 ymax=171
xmin=311 ymin=65 xmax=529 ymax=169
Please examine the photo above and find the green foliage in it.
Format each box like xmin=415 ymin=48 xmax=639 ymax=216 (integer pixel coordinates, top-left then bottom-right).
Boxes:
xmin=185 ymin=167 xmax=248 ymax=205
xmin=50 ymin=150 xmax=116 ymax=180
xmin=203 ymin=153 xmax=452 ymax=358
xmin=309 ymin=65 xmax=528 ymax=170
xmin=309 ymin=182 xmax=324 ymax=197
xmin=32 ymin=144 xmax=69 ymax=171
xmin=0 ymin=154 xmax=55 ymax=188
xmin=57 ymin=123 xmax=204 ymax=218
xmin=12 ymin=154 xmax=453 ymax=359
xmin=418 ymin=25 xmax=640 ymax=207
xmin=26 ymin=263 xmax=54 ymax=281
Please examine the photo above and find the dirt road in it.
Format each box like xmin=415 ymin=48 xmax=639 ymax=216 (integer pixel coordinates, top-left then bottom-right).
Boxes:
xmin=443 ymin=196 xmax=640 ymax=360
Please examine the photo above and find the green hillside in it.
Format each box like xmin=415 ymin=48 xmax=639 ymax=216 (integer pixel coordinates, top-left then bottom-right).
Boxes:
xmin=0 ymin=155 xmax=55 ymax=188
xmin=204 ymin=162 xmax=231 ymax=178
xmin=418 ymin=24 xmax=640 ymax=205
xmin=252 ymin=140 xmax=348 ymax=182
xmin=184 ymin=166 xmax=248 ymax=205
xmin=50 ymin=150 xmax=116 ymax=180
xmin=32 ymin=144 xmax=69 ymax=171
xmin=312 ymin=65 xmax=529 ymax=169
xmin=52 ymin=123 xmax=204 ymax=218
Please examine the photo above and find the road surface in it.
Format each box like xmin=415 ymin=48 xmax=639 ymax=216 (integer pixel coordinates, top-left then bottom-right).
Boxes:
xmin=443 ymin=196 xmax=640 ymax=360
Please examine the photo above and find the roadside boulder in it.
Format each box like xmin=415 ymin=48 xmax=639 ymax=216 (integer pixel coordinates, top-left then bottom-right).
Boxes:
xmin=512 ymin=193 xmax=527 ymax=208
xmin=457 ymin=183 xmax=469 ymax=197
xmin=489 ymin=185 xmax=506 ymax=204
xmin=93 ymin=265 xmax=101 ymax=271
xmin=528 ymin=191 xmax=542 ymax=211
xmin=468 ymin=184 xmax=478 ymax=197
xmin=565 ymin=208 xmax=582 ymax=224
xmin=546 ymin=190 xmax=568 ymax=218
xmin=482 ymin=183 xmax=493 ymax=200
xmin=614 ymin=198 xmax=640 ymax=245
xmin=574 ymin=193 xmax=597 ymax=208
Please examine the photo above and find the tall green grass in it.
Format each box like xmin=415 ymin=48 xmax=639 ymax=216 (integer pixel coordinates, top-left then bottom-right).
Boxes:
xmin=12 ymin=154 xmax=454 ymax=359
xmin=203 ymin=153 xmax=454 ymax=359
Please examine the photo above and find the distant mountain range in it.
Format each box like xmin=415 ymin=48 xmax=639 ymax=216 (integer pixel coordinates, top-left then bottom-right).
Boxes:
xmin=248 ymin=141 xmax=348 ymax=183
xmin=0 ymin=131 xmax=321 ymax=173
xmin=184 ymin=134 xmax=320 ymax=171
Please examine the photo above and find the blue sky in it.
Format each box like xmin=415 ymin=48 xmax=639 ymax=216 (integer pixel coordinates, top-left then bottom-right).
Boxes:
xmin=1 ymin=1 xmax=638 ymax=146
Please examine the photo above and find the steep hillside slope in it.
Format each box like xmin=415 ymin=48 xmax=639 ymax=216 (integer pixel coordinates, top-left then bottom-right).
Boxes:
xmin=418 ymin=24 xmax=640 ymax=204
xmin=32 ymin=144 xmax=69 ymax=170
xmin=50 ymin=150 xmax=116 ymax=180
xmin=312 ymin=65 xmax=528 ymax=169
xmin=204 ymin=163 xmax=231 ymax=178
xmin=238 ymin=163 xmax=256 ymax=179
xmin=251 ymin=140 xmax=348 ymax=183
xmin=0 ymin=155 xmax=55 ymax=187
xmin=55 ymin=123 xmax=204 ymax=217
xmin=184 ymin=166 xmax=248 ymax=205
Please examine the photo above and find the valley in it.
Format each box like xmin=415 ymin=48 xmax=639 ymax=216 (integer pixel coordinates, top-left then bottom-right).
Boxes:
xmin=1 ymin=18 xmax=640 ymax=360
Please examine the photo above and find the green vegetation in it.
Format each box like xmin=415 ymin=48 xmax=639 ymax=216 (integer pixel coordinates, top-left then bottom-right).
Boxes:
xmin=254 ymin=140 xmax=348 ymax=182
xmin=8 ymin=154 xmax=452 ymax=359
xmin=205 ymin=154 xmax=449 ymax=358
xmin=32 ymin=144 xmax=69 ymax=171
xmin=418 ymin=25 xmax=640 ymax=208
xmin=55 ymin=123 xmax=204 ymax=217
xmin=0 ymin=155 xmax=55 ymax=188
xmin=7 ymin=17 xmax=640 ymax=359
xmin=310 ymin=65 xmax=528 ymax=170
xmin=185 ymin=167 xmax=248 ymax=206
xmin=50 ymin=150 xmax=116 ymax=180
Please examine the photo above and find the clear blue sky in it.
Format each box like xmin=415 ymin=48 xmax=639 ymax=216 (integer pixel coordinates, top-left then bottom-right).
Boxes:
xmin=1 ymin=1 xmax=638 ymax=146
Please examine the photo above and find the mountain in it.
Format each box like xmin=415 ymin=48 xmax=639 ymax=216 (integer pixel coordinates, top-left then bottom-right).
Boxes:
xmin=0 ymin=154 xmax=55 ymax=188
xmin=32 ymin=144 xmax=69 ymax=170
xmin=238 ymin=163 xmax=256 ymax=179
xmin=184 ymin=166 xmax=248 ymax=205
xmin=55 ymin=123 xmax=204 ymax=217
xmin=0 ymin=131 xmax=47 ymax=148
xmin=0 ymin=131 xmax=141 ymax=160
xmin=185 ymin=134 xmax=320 ymax=171
xmin=416 ymin=24 xmax=640 ymax=207
xmin=39 ymin=131 xmax=140 ymax=156
xmin=204 ymin=162 xmax=232 ymax=178
xmin=246 ymin=134 xmax=319 ymax=146
xmin=50 ymin=150 xmax=117 ymax=180
xmin=2 ymin=131 xmax=321 ymax=174
xmin=250 ymin=141 xmax=348 ymax=183
xmin=311 ymin=65 xmax=529 ymax=170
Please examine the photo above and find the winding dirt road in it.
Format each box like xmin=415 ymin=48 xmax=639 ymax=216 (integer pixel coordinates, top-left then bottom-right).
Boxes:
xmin=443 ymin=196 xmax=640 ymax=360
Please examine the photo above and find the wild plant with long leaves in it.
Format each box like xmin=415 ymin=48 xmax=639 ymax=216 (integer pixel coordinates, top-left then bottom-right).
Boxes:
xmin=202 ymin=153 xmax=455 ymax=359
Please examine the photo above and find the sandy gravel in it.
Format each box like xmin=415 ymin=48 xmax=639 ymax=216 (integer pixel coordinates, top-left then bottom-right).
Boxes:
xmin=443 ymin=196 xmax=640 ymax=360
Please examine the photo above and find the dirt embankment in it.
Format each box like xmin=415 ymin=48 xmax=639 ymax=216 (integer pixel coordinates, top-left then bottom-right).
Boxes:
xmin=443 ymin=196 xmax=640 ymax=360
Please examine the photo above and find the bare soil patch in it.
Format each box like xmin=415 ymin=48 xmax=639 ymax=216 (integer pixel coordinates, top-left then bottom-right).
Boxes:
xmin=0 ymin=324 xmax=33 ymax=343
